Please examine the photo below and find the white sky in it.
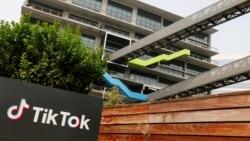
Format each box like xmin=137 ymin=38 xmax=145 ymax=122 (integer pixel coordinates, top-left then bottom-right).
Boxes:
xmin=0 ymin=0 xmax=249 ymax=61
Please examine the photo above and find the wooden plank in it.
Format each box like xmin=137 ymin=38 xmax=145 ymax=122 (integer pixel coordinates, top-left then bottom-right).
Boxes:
xmin=98 ymin=134 xmax=250 ymax=141
xmin=149 ymin=108 xmax=250 ymax=123
xmin=149 ymin=135 xmax=250 ymax=141
xmin=99 ymin=124 xmax=149 ymax=135
xmin=101 ymin=114 xmax=148 ymax=125
xmin=102 ymin=103 xmax=149 ymax=116
xmin=150 ymin=123 xmax=250 ymax=137
xmin=149 ymin=91 xmax=250 ymax=113
xmin=98 ymin=134 xmax=148 ymax=141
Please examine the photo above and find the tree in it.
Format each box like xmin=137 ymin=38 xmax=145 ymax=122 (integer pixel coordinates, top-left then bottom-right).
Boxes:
xmin=0 ymin=15 xmax=107 ymax=94
xmin=103 ymin=86 xmax=125 ymax=107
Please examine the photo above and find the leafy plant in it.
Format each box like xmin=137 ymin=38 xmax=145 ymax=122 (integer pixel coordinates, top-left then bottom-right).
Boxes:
xmin=0 ymin=14 xmax=107 ymax=94
xmin=104 ymin=86 xmax=125 ymax=107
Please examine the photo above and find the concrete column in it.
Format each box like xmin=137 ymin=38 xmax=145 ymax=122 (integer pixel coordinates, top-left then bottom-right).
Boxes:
xmin=100 ymin=0 xmax=108 ymax=14
xmin=124 ymin=68 xmax=130 ymax=79
xmin=208 ymin=34 xmax=212 ymax=62
xmin=130 ymin=32 xmax=135 ymax=39
xmin=184 ymin=62 xmax=187 ymax=78
xmin=94 ymin=37 xmax=102 ymax=49
xmin=62 ymin=11 xmax=69 ymax=18
xmin=131 ymin=7 xmax=138 ymax=25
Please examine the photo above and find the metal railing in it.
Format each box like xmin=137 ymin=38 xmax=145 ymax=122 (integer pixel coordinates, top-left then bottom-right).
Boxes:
xmin=68 ymin=14 xmax=98 ymax=27
xmin=28 ymin=2 xmax=63 ymax=17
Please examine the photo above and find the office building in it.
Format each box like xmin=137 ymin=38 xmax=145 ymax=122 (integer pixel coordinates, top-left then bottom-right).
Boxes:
xmin=21 ymin=0 xmax=218 ymax=99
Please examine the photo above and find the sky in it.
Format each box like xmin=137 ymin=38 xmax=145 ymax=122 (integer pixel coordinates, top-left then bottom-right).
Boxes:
xmin=0 ymin=0 xmax=249 ymax=93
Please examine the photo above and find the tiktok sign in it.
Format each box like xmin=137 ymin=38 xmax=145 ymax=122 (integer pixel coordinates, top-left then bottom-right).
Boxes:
xmin=7 ymin=99 xmax=91 ymax=130
xmin=0 ymin=77 xmax=103 ymax=141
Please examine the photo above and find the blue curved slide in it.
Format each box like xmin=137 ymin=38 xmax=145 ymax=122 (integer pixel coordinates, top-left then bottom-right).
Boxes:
xmin=103 ymin=72 xmax=148 ymax=101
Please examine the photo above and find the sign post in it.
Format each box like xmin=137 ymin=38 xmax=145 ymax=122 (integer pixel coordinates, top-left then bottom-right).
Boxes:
xmin=0 ymin=77 xmax=103 ymax=141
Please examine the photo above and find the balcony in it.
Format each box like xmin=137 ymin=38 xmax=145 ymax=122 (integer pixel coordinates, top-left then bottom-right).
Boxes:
xmin=68 ymin=14 xmax=98 ymax=27
xmin=28 ymin=2 xmax=63 ymax=17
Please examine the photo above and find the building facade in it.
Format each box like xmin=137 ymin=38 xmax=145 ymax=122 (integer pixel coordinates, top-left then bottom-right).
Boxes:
xmin=21 ymin=0 xmax=219 ymax=99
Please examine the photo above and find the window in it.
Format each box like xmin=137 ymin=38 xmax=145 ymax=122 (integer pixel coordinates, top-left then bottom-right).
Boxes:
xmin=136 ymin=9 xmax=161 ymax=31
xmin=134 ymin=32 xmax=146 ymax=40
xmin=190 ymin=52 xmax=209 ymax=62
xmin=163 ymin=19 xmax=174 ymax=27
xmin=108 ymin=64 xmax=125 ymax=78
xmin=72 ymin=0 xmax=102 ymax=12
xmin=158 ymin=78 xmax=176 ymax=88
xmin=104 ymin=34 xmax=130 ymax=55
xmin=189 ymin=32 xmax=209 ymax=44
xmin=187 ymin=64 xmax=207 ymax=76
xmin=160 ymin=60 xmax=184 ymax=71
xmin=130 ymin=70 xmax=156 ymax=86
xmin=104 ymin=25 xmax=129 ymax=37
xmin=159 ymin=60 xmax=184 ymax=77
xmin=159 ymin=66 xmax=184 ymax=77
xmin=107 ymin=1 xmax=132 ymax=23
xmin=82 ymin=34 xmax=95 ymax=48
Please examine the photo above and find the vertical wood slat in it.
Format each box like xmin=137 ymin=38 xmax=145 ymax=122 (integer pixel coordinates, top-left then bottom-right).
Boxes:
xmin=99 ymin=91 xmax=250 ymax=141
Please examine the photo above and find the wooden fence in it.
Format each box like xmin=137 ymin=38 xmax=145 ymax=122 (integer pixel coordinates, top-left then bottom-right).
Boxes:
xmin=99 ymin=90 xmax=250 ymax=141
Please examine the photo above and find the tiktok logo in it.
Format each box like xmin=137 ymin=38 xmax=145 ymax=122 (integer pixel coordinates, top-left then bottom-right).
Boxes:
xmin=6 ymin=98 xmax=91 ymax=130
xmin=7 ymin=99 xmax=30 ymax=120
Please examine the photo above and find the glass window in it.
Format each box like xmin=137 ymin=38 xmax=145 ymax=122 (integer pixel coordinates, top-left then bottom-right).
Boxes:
xmin=134 ymin=32 xmax=146 ymax=40
xmin=190 ymin=52 xmax=209 ymax=62
xmin=72 ymin=0 xmax=102 ymax=12
xmin=107 ymin=1 xmax=132 ymax=23
xmin=163 ymin=19 xmax=174 ymax=27
xmin=160 ymin=60 xmax=184 ymax=71
xmin=136 ymin=9 xmax=161 ymax=31
xmin=82 ymin=34 xmax=95 ymax=48
xmin=187 ymin=64 xmax=207 ymax=76
xmin=189 ymin=32 xmax=209 ymax=44
xmin=104 ymin=34 xmax=130 ymax=56
xmin=104 ymin=25 xmax=129 ymax=37
xmin=159 ymin=66 xmax=184 ymax=77
xmin=158 ymin=78 xmax=176 ymax=88
xmin=159 ymin=60 xmax=184 ymax=77
xmin=130 ymin=70 xmax=156 ymax=86
xmin=108 ymin=64 xmax=125 ymax=78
